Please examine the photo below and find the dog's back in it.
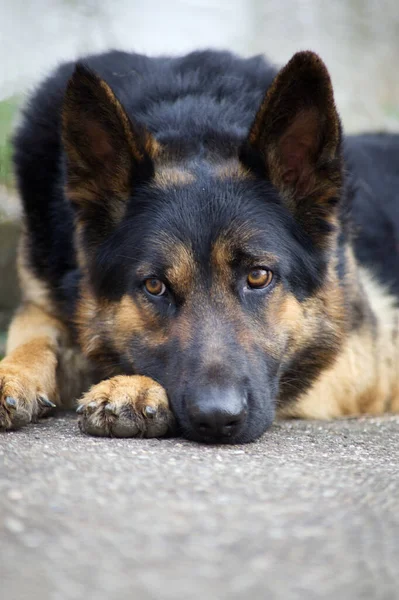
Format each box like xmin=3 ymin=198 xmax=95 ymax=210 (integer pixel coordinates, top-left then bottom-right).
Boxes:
xmin=345 ymin=134 xmax=399 ymax=296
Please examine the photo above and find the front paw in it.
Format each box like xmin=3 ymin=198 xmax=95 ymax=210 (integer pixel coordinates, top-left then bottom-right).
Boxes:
xmin=77 ymin=375 xmax=175 ymax=438
xmin=0 ymin=367 xmax=56 ymax=431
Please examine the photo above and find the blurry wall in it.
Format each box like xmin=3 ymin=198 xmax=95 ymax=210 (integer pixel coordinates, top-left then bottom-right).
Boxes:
xmin=1 ymin=0 xmax=399 ymax=132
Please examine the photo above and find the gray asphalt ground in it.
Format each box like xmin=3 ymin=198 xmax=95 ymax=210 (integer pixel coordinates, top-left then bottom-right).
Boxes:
xmin=1 ymin=413 xmax=398 ymax=600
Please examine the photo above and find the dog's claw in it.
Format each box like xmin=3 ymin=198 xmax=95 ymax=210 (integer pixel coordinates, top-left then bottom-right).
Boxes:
xmin=86 ymin=402 xmax=97 ymax=414
xmin=38 ymin=395 xmax=56 ymax=409
xmin=5 ymin=396 xmax=17 ymax=409
xmin=104 ymin=404 xmax=116 ymax=416
xmin=76 ymin=404 xmax=85 ymax=414
xmin=145 ymin=405 xmax=156 ymax=417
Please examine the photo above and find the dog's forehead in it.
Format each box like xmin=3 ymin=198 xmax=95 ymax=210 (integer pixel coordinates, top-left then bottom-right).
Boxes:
xmin=141 ymin=173 xmax=289 ymax=254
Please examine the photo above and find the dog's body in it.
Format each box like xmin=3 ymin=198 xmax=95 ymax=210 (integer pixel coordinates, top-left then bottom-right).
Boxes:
xmin=1 ymin=49 xmax=398 ymax=443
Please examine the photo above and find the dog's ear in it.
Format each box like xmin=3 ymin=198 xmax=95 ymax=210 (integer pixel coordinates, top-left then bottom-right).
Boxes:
xmin=240 ymin=51 xmax=342 ymax=246
xmin=62 ymin=64 xmax=157 ymax=240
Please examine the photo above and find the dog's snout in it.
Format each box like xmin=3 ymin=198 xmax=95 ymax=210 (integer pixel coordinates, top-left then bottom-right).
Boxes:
xmin=187 ymin=386 xmax=247 ymax=442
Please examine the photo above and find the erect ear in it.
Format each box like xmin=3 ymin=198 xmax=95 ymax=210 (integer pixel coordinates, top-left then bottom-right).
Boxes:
xmin=240 ymin=51 xmax=343 ymax=246
xmin=62 ymin=64 xmax=158 ymax=241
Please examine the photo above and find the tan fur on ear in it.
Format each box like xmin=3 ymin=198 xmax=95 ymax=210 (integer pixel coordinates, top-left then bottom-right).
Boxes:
xmin=244 ymin=51 xmax=343 ymax=245
xmin=62 ymin=64 xmax=158 ymax=229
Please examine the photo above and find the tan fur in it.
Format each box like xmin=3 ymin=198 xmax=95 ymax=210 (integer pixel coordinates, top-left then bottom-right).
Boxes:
xmin=277 ymin=294 xmax=304 ymax=334
xmin=81 ymin=375 xmax=169 ymax=411
xmin=75 ymin=287 xmax=124 ymax=378
xmin=4 ymin=325 xmax=59 ymax=397
xmin=166 ymin=242 xmax=196 ymax=298
xmin=4 ymin=301 xmax=91 ymax=409
xmin=62 ymin=66 xmax=161 ymax=233
xmin=114 ymin=294 xmax=167 ymax=349
xmin=93 ymin=77 xmax=161 ymax=163
xmin=77 ymin=375 xmax=174 ymax=438
xmin=17 ymin=231 xmax=53 ymax=311
xmin=10 ymin=236 xmax=67 ymax=351
xmin=1 ymin=246 xmax=92 ymax=427
xmin=73 ymin=221 xmax=89 ymax=273
xmin=247 ymin=51 xmax=342 ymax=250
xmin=114 ymin=295 xmax=146 ymax=339
xmin=211 ymin=237 xmax=233 ymax=276
xmin=260 ymin=252 xmax=346 ymax=368
xmin=211 ymin=235 xmax=278 ymax=277
xmin=4 ymin=51 xmax=398 ymax=436
xmin=73 ymin=222 xmax=399 ymax=426
xmin=0 ymin=303 xmax=62 ymax=429
xmin=6 ymin=303 xmax=64 ymax=354
xmin=154 ymin=167 xmax=195 ymax=187
xmin=359 ymin=268 xmax=399 ymax=412
xmin=57 ymin=347 xmax=93 ymax=410
xmin=278 ymin=267 xmax=399 ymax=419
xmin=171 ymin=312 xmax=194 ymax=350
xmin=74 ymin=286 xmax=103 ymax=359
xmin=214 ymin=160 xmax=251 ymax=179
xmin=76 ymin=288 xmax=167 ymax=371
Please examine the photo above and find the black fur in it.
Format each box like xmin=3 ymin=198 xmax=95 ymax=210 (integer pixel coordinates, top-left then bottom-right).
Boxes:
xmin=13 ymin=49 xmax=399 ymax=443
xmin=345 ymin=134 xmax=399 ymax=296
xmin=13 ymin=49 xmax=275 ymax=302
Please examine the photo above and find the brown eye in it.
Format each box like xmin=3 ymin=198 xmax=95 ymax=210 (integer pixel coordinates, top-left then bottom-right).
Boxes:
xmin=144 ymin=278 xmax=166 ymax=296
xmin=247 ymin=268 xmax=273 ymax=289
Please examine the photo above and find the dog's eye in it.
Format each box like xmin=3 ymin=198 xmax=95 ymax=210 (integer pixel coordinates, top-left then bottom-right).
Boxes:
xmin=144 ymin=278 xmax=167 ymax=296
xmin=247 ymin=268 xmax=273 ymax=289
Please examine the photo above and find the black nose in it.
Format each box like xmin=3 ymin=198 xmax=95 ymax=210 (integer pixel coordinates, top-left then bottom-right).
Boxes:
xmin=187 ymin=387 xmax=247 ymax=441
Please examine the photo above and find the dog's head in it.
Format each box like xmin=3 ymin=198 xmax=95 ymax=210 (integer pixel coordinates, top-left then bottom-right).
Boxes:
xmin=63 ymin=51 xmax=345 ymax=443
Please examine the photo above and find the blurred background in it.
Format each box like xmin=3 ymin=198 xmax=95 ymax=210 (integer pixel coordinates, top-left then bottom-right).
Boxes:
xmin=0 ymin=0 xmax=398 ymax=353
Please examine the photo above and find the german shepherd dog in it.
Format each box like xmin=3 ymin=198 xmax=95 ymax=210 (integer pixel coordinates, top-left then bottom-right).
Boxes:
xmin=1 ymin=49 xmax=398 ymax=443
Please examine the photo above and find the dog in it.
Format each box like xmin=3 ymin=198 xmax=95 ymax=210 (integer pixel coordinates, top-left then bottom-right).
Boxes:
xmin=0 ymin=48 xmax=398 ymax=444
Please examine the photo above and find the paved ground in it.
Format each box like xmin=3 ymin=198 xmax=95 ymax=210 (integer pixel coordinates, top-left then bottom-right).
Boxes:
xmin=1 ymin=413 xmax=398 ymax=600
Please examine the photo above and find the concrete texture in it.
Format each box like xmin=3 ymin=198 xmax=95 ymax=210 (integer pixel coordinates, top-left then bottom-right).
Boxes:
xmin=1 ymin=413 xmax=398 ymax=600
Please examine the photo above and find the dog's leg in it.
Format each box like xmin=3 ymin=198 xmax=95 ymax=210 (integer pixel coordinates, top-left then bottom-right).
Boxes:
xmin=77 ymin=375 xmax=175 ymax=438
xmin=0 ymin=304 xmax=66 ymax=430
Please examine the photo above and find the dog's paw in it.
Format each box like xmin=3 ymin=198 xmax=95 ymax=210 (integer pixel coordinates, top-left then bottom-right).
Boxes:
xmin=0 ymin=365 xmax=57 ymax=430
xmin=77 ymin=375 xmax=175 ymax=438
